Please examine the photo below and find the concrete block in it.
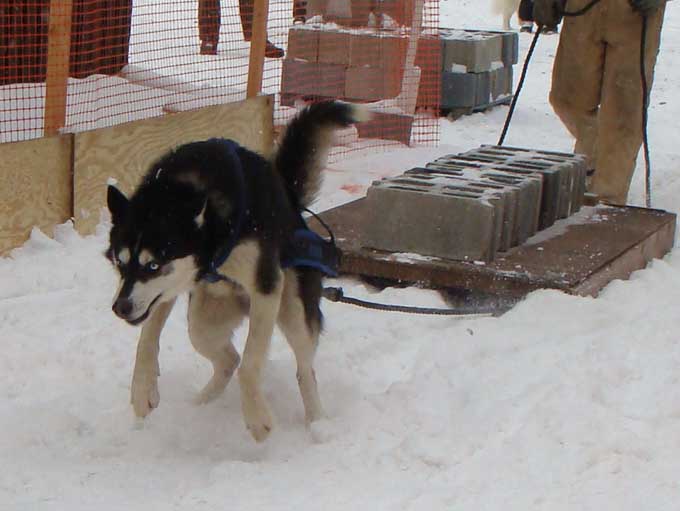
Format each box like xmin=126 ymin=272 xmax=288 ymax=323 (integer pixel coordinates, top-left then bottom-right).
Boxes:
xmin=349 ymin=33 xmax=382 ymax=67
xmin=280 ymin=59 xmax=347 ymax=98
xmin=363 ymin=176 xmax=505 ymax=262
xmin=478 ymin=146 xmax=588 ymax=216
xmin=468 ymin=146 xmax=588 ymax=227
xmin=462 ymin=147 xmax=563 ymax=229
xmin=490 ymin=65 xmax=513 ymax=101
xmin=381 ymin=33 xmax=409 ymax=66
xmin=430 ymin=155 xmax=543 ymax=237
xmin=442 ymin=30 xmax=503 ymax=73
xmin=500 ymin=31 xmax=519 ymax=67
xmin=349 ymin=32 xmax=407 ymax=68
xmin=441 ymin=71 xmax=487 ymax=109
xmin=345 ymin=65 xmax=402 ymax=101
xmin=405 ymin=168 xmax=519 ymax=251
xmin=318 ymin=29 xmax=351 ymax=65
xmin=415 ymin=34 xmax=443 ymax=72
xmin=287 ymin=26 xmax=320 ymax=62
xmin=424 ymin=159 xmax=542 ymax=245
xmin=417 ymin=69 xmax=441 ymax=108
xmin=355 ymin=111 xmax=413 ymax=145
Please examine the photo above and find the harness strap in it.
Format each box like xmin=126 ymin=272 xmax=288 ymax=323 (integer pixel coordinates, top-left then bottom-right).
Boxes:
xmin=201 ymin=139 xmax=247 ymax=282
xmin=282 ymin=227 xmax=340 ymax=277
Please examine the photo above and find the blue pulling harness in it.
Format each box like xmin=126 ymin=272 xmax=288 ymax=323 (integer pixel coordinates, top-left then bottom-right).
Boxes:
xmin=201 ymin=139 xmax=339 ymax=284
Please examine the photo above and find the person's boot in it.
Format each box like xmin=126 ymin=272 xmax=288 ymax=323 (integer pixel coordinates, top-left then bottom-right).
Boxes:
xmin=239 ymin=0 xmax=285 ymax=58
xmin=293 ymin=0 xmax=307 ymax=23
xmin=200 ymin=41 xmax=218 ymax=55
xmin=199 ymin=0 xmax=220 ymax=54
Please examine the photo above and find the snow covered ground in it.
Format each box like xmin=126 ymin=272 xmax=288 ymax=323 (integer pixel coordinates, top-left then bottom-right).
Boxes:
xmin=2 ymin=2 xmax=680 ymax=510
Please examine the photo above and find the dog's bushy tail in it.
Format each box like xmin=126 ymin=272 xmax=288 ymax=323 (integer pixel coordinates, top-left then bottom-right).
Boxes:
xmin=275 ymin=100 xmax=370 ymax=208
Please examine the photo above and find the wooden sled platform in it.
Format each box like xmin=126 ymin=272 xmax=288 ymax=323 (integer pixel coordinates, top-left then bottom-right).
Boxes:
xmin=310 ymin=199 xmax=676 ymax=299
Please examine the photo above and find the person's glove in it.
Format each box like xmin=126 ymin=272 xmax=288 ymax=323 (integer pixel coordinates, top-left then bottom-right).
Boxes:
xmin=533 ymin=0 xmax=565 ymax=28
xmin=629 ymin=0 xmax=664 ymax=14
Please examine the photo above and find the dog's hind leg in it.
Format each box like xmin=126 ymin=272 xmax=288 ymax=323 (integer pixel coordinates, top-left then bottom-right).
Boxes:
xmin=188 ymin=283 xmax=246 ymax=404
xmin=131 ymin=298 xmax=176 ymax=418
xmin=277 ymin=270 xmax=324 ymax=425
xmin=238 ymin=279 xmax=283 ymax=442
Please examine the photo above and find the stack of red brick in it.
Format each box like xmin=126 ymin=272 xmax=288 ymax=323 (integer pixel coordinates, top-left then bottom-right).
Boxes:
xmin=281 ymin=25 xmax=408 ymax=104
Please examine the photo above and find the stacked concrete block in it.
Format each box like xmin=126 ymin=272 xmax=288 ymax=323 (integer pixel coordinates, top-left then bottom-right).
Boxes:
xmin=355 ymin=111 xmax=413 ymax=144
xmin=362 ymin=175 xmax=507 ymax=262
xmin=403 ymin=168 xmax=520 ymax=252
xmin=283 ymin=25 xmax=407 ymax=103
xmin=281 ymin=58 xmax=347 ymax=98
xmin=460 ymin=146 xmax=588 ymax=228
xmin=441 ymin=30 xmax=504 ymax=73
xmin=499 ymin=31 xmax=519 ymax=67
xmin=417 ymin=161 xmax=542 ymax=246
xmin=287 ymin=25 xmax=321 ymax=62
xmin=360 ymin=145 xmax=587 ymax=263
xmin=434 ymin=29 xmax=518 ymax=110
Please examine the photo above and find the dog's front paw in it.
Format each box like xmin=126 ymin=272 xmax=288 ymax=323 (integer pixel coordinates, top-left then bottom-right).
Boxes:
xmin=242 ymin=401 xmax=273 ymax=442
xmin=194 ymin=376 xmax=228 ymax=405
xmin=130 ymin=373 xmax=160 ymax=418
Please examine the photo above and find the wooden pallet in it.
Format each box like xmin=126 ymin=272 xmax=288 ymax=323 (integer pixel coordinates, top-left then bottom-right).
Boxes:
xmin=443 ymin=94 xmax=514 ymax=121
xmin=309 ymin=198 xmax=676 ymax=299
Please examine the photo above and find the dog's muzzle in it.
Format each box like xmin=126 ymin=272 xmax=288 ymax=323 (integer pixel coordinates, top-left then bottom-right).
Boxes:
xmin=113 ymin=294 xmax=162 ymax=325
xmin=112 ymin=296 xmax=134 ymax=320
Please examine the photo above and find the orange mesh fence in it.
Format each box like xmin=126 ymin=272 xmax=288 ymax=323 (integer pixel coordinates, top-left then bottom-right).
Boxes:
xmin=1 ymin=0 xmax=440 ymax=151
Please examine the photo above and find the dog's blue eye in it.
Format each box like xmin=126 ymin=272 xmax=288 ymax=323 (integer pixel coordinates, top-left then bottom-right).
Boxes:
xmin=147 ymin=262 xmax=160 ymax=272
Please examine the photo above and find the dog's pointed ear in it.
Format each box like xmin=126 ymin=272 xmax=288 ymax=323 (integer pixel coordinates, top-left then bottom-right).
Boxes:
xmin=107 ymin=185 xmax=129 ymax=224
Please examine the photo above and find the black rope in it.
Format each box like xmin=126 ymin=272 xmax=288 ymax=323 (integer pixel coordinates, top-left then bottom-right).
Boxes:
xmin=641 ymin=14 xmax=652 ymax=207
xmin=303 ymin=206 xmax=335 ymax=244
xmin=498 ymin=30 xmax=541 ymax=146
xmin=322 ymin=287 xmax=508 ymax=317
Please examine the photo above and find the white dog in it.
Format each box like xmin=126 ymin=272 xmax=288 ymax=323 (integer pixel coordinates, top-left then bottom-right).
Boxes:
xmin=492 ymin=0 xmax=521 ymax=30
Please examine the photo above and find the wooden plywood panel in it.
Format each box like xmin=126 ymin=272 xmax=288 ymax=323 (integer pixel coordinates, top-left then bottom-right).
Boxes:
xmin=73 ymin=95 xmax=274 ymax=234
xmin=0 ymin=135 xmax=73 ymax=255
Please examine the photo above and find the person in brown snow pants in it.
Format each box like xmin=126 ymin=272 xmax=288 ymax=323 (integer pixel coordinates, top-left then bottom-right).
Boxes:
xmin=533 ymin=0 xmax=668 ymax=204
xmin=198 ymin=0 xmax=285 ymax=58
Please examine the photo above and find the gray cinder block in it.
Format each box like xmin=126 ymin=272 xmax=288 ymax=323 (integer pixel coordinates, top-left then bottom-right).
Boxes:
xmin=500 ymin=31 xmax=519 ymax=67
xmin=405 ymin=168 xmax=518 ymax=252
xmin=441 ymin=30 xmax=504 ymax=73
xmin=490 ymin=65 xmax=513 ymax=101
xmin=441 ymin=71 xmax=482 ymax=108
xmin=425 ymin=159 xmax=542 ymax=244
xmin=362 ymin=176 xmax=506 ymax=262
xmin=478 ymin=146 xmax=588 ymax=220
xmin=361 ymin=145 xmax=586 ymax=263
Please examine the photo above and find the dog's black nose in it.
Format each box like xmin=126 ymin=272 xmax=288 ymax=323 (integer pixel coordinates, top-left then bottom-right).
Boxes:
xmin=113 ymin=297 xmax=134 ymax=318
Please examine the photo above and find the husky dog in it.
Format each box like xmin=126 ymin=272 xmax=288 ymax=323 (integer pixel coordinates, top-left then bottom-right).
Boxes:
xmin=105 ymin=101 xmax=367 ymax=442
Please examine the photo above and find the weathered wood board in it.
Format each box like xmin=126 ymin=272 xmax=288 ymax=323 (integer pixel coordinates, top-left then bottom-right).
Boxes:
xmin=310 ymin=198 xmax=676 ymax=298
xmin=0 ymin=135 xmax=73 ymax=255
xmin=73 ymin=95 xmax=273 ymax=234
